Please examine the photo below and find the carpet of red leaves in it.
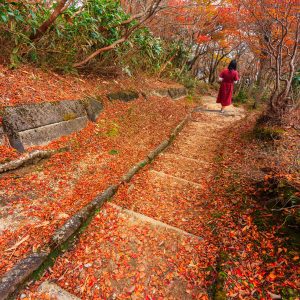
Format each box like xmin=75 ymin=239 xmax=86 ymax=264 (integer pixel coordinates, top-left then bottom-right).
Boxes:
xmin=34 ymin=204 xmax=214 ymax=299
xmin=209 ymin=114 xmax=300 ymax=299
xmin=0 ymin=64 xmax=179 ymax=107
xmin=0 ymin=91 xmax=188 ymax=277
xmin=1 ymin=66 xmax=298 ymax=299
xmin=25 ymin=111 xmax=298 ymax=300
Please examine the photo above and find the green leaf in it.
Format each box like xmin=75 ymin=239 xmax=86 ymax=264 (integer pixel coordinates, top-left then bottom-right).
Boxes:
xmin=109 ymin=149 xmax=119 ymax=155
xmin=0 ymin=13 xmax=8 ymax=23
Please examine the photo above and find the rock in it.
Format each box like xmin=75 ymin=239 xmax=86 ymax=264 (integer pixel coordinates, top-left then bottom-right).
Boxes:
xmin=52 ymin=185 xmax=119 ymax=247
xmin=83 ymin=98 xmax=103 ymax=122
xmin=147 ymin=140 xmax=170 ymax=161
xmin=148 ymin=87 xmax=187 ymax=99
xmin=127 ymin=184 xmax=135 ymax=194
xmin=3 ymin=100 xmax=88 ymax=152
xmin=107 ymin=90 xmax=139 ymax=102
xmin=168 ymin=87 xmax=187 ymax=100
xmin=51 ymin=208 xmax=90 ymax=247
xmin=121 ymin=158 xmax=150 ymax=183
xmin=38 ymin=281 xmax=81 ymax=300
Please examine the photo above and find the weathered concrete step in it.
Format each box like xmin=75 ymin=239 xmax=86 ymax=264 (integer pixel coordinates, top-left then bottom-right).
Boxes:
xmin=159 ymin=153 xmax=210 ymax=164
xmin=168 ymin=141 xmax=217 ymax=161
xmin=108 ymin=203 xmax=202 ymax=240
xmin=147 ymin=169 xmax=204 ymax=196
xmin=187 ymin=121 xmax=224 ymax=131
xmin=38 ymin=281 xmax=81 ymax=300
xmin=150 ymin=169 xmax=204 ymax=188
xmin=153 ymin=153 xmax=212 ymax=183
xmin=178 ymin=134 xmax=219 ymax=146
xmin=27 ymin=204 xmax=210 ymax=299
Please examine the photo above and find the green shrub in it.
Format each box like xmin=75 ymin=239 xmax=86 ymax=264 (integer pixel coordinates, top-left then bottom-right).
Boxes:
xmin=253 ymin=126 xmax=284 ymax=141
xmin=180 ymin=76 xmax=199 ymax=90
xmin=233 ymin=89 xmax=249 ymax=104
xmin=0 ymin=0 xmax=173 ymax=73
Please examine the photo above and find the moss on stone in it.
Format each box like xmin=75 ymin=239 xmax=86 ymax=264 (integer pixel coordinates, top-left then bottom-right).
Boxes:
xmin=63 ymin=113 xmax=76 ymax=121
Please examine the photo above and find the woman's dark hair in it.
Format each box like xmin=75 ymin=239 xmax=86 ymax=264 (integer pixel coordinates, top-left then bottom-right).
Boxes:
xmin=228 ymin=60 xmax=237 ymax=71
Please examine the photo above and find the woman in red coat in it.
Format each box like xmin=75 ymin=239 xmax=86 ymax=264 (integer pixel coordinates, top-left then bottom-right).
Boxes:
xmin=217 ymin=60 xmax=239 ymax=113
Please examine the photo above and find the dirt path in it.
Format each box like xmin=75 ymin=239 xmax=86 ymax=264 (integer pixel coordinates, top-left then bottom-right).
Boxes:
xmin=23 ymin=96 xmax=246 ymax=299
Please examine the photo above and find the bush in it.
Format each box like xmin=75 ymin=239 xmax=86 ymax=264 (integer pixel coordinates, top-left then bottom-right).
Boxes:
xmin=179 ymin=76 xmax=199 ymax=90
xmin=0 ymin=1 xmax=190 ymax=78
xmin=233 ymin=89 xmax=249 ymax=104
xmin=253 ymin=126 xmax=284 ymax=141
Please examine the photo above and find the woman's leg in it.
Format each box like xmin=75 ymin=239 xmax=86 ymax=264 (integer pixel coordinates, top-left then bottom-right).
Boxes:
xmin=220 ymin=105 xmax=226 ymax=112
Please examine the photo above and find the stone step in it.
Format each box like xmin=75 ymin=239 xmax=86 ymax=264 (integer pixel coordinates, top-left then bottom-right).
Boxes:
xmin=150 ymin=169 xmax=204 ymax=188
xmin=108 ymin=203 xmax=202 ymax=240
xmin=152 ymin=153 xmax=212 ymax=183
xmin=29 ymin=204 xmax=210 ymax=299
xmin=168 ymin=139 xmax=217 ymax=160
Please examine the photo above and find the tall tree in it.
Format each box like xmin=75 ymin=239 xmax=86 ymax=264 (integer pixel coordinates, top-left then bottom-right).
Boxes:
xmin=234 ymin=0 xmax=300 ymax=124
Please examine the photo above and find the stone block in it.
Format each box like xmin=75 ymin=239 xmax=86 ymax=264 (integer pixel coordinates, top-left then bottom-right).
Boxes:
xmin=107 ymin=90 xmax=139 ymax=102
xmin=151 ymin=89 xmax=170 ymax=98
xmin=17 ymin=116 xmax=88 ymax=149
xmin=2 ymin=100 xmax=88 ymax=152
xmin=3 ymin=100 xmax=86 ymax=132
xmin=168 ymin=87 xmax=187 ymax=100
xmin=0 ymin=252 xmax=49 ymax=300
xmin=83 ymin=98 xmax=103 ymax=122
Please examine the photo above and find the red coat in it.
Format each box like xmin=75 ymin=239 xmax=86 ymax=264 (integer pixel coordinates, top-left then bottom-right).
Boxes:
xmin=217 ymin=69 xmax=239 ymax=106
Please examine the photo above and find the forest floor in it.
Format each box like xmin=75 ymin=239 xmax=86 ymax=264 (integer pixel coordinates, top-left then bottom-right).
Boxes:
xmin=0 ymin=66 xmax=299 ymax=299
xmin=15 ymin=95 xmax=299 ymax=300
